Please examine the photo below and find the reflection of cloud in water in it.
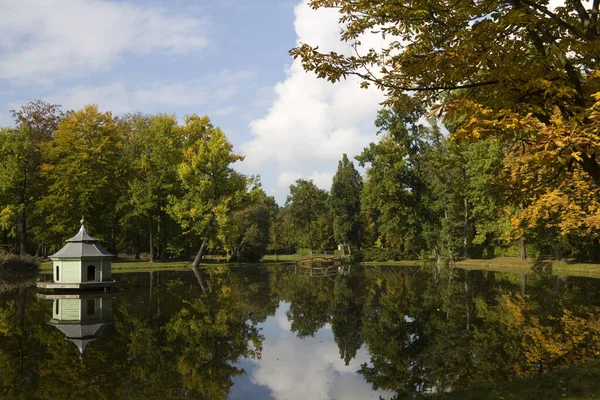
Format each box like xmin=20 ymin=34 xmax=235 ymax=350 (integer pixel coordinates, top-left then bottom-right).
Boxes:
xmin=234 ymin=302 xmax=393 ymax=400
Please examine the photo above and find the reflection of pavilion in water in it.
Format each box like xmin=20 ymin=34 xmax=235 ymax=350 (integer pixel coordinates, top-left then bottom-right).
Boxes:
xmin=37 ymin=292 xmax=119 ymax=354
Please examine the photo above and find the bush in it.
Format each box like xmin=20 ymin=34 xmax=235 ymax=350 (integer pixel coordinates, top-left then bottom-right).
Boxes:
xmin=361 ymin=247 xmax=407 ymax=262
xmin=0 ymin=252 xmax=40 ymax=271
xmin=0 ymin=252 xmax=40 ymax=285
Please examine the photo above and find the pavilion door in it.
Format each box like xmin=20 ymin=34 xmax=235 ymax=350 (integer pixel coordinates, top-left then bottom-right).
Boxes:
xmin=87 ymin=265 xmax=96 ymax=281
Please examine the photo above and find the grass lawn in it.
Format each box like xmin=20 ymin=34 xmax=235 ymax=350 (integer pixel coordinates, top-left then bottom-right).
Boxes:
xmin=358 ymin=259 xmax=427 ymax=267
xmin=455 ymin=257 xmax=600 ymax=278
xmin=38 ymin=255 xmax=600 ymax=277
xmin=39 ymin=255 xmax=297 ymax=273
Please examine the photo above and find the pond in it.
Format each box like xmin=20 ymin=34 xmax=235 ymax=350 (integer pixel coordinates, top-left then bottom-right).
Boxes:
xmin=1 ymin=264 xmax=600 ymax=399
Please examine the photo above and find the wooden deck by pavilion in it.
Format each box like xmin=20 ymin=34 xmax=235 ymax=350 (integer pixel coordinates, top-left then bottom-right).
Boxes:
xmin=36 ymin=280 xmax=124 ymax=290
xmin=36 ymin=291 xmax=124 ymax=300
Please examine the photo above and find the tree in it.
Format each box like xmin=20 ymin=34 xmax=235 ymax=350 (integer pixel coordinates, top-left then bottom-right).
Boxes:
xmin=0 ymin=101 xmax=64 ymax=255
xmin=120 ymin=113 xmax=182 ymax=261
xmin=268 ymin=206 xmax=296 ymax=258
xmin=330 ymin=154 xmax=363 ymax=255
xmin=219 ymin=187 xmax=275 ymax=262
xmin=0 ymin=127 xmax=36 ymax=254
xmin=291 ymin=0 xmax=600 ymax=238
xmin=285 ymin=179 xmax=332 ymax=257
xmin=357 ymin=101 xmax=440 ymax=259
xmin=167 ymin=115 xmax=247 ymax=268
xmin=36 ymin=104 xmax=122 ymax=251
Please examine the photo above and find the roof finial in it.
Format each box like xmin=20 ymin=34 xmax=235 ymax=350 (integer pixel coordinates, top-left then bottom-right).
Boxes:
xmin=80 ymin=215 xmax=85 ymax=225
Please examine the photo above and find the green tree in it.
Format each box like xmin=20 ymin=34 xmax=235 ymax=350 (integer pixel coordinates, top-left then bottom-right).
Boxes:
xmin=330 ymin=154 xmax=363 ymax=255
xmin=220 ymin=187 xmax=275 ymax=262
xmin=357 ymin=102 xmax=440 ymax=259
xmin=120 ymin=113 xmax=182 ymax=261
xmin=36 ymin=104 xmax=123 ymax=251
xmin=291 ymin=0 xmax=600 ymax=239
xmin=167 ymin=115 xmax=247 ymax=268
xmin=0 ymin=101 xmax=64 ymax=255
xmin=285 ymin=179 xmax=332 ymax=257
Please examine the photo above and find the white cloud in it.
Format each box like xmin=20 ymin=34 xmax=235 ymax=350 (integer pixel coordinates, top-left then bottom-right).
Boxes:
xmin=276 ymin=171 xmax=334 ymax=194
xmin=241 ymin=0 xmax=386 ymax=201
xmin=9 ymin=69 xmax=253 ymax=118
xmin=277 ymin=171 xmax=303 ymax=188
xmin=0 ymin=0 xmax=209 ymax=84
xmin=548 ymin=0 xmax=566 ymax=10
xmin=309 ymin=172 xmax=334 ymax=190
xmin=244 ymin=303 xmax=393 ymax=400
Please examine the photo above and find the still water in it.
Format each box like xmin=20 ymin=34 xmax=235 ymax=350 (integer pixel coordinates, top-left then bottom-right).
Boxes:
xmin=1 ymin=265 xmax=600 ymax=399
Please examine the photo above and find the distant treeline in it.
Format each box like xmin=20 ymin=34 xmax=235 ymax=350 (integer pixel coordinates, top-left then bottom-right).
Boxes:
xmin=1 ymin=100 xmax=599 ymax=264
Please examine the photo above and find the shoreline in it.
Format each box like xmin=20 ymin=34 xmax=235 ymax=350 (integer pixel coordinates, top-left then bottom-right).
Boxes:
xmin=37 ymin=256 xmax=600 ymax=278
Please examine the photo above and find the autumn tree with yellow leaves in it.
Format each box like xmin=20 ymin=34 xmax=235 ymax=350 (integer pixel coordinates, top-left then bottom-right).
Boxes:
xmin=292 ymin=0 xmax=600 ymax=246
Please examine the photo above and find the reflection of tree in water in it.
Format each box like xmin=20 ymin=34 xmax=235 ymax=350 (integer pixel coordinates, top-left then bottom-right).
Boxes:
xmin=1 ymin=266 xmax=599 ymax=398
xmin=276 ymin=269 xmax=334 ymax=338
xmin=165 ymin=268 xmax=267 ymax=398
xmin=0 ymin=267 xmax=278 ymax=399
xmin=354 ymin=266 xmax=600 ymax=398
xmin=331 ymin=269 xmax=366 ymax=365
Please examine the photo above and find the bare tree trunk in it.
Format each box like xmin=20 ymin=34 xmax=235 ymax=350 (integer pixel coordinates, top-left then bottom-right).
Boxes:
xmin=433 ymin=243 xmax=443 ymax=288
xmin=555 ymin=276 xmax=566 ymax=296
xmin=463 ymin=196 xmax=469 ymax=259
xmin=340 ymin=244 xmax=345 ymax=257
xmin=149 ymin=217 xmax=155 ymax=262
xmin=520 ymin=236 xmax=527 ymax=261
xmin=160 ymin=212 xmax=167 ymax=260
xmin=434 ymin=244 xmax=441 ymax=268
xmin=192 ymin=238 xmax=209 ymax=269
xmin=347 ymin=244 xmax=351 ymax=255
xmin=548 ymin=227 xmax=564 ymax=262
xmin=464 ymin=270 xmax=470 ymax=332
xmin=191 ymin=265 xmax=207 ymax=294
xmin=157 ymin=215 xmax=162 ymax=260
xmin=149 ymin=271 xmax=154 ymax=316
xmin=17 ymin=213 xmax=27 ymax=255
xmin=521 ymin=273 xmax=527 ymax=296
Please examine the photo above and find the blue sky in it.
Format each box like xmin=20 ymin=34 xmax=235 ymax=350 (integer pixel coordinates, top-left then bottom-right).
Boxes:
xmin=0 ymin=0 xmax=384 ymax=203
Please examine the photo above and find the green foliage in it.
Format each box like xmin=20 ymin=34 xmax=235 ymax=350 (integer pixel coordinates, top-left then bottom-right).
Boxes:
xmin=37 ymin=105 xmax=123 ymax=251
xmin=358 ymin=101 xmax=441 ymax=257
xmin=330 ymin=154 xmax=363 ymax=252
xmin=1 ymin=265 xmax=600 ymax=398
xmin=166 ymin=115 xmax=248 ymax=262
xmin=285 ymin=179 xmax=333 ymax=253
xmin=291 ymin=0 xmax=600 ymax=260
xmin=220 ymin=189 xmax=274 ymax=262
xmin=119 ymin=113 xmax=183 ymax=259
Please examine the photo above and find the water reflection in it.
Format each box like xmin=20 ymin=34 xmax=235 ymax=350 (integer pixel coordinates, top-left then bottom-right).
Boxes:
xmin=0 ymin=265 xmax=598 ymax=399
xmin=37 ymin=292 xmax=117 ymax=354
xmin=233 ymin=302 xmax=392 ymax=400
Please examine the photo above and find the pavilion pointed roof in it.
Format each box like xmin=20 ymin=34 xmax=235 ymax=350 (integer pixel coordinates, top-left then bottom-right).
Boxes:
xmin=49 ymin=322 xmax=109 ymax=354
xmin=66 ymin=224 xmax=98 ymax=242
xmin=49 ymin=221 xmax=114 ymax=259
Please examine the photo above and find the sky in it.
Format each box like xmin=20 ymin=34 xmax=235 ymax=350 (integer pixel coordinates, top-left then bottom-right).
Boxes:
xmin=229 ymin=301 xmax=393 ymax=400
xmin=0 ymin=0 xmax=385 ymax=204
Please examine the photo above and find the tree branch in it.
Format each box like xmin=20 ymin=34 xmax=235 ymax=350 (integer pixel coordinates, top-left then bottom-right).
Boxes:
xmin=347 ymin=69 xmax=500 ymax=92
xmin=519 ymin=0 xmax=588 ymax=40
